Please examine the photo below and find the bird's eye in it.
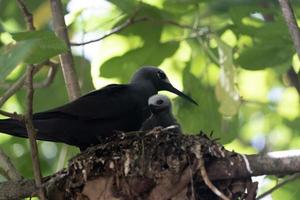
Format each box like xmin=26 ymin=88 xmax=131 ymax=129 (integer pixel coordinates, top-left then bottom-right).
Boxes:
xmin=157 ymin=71 xmax=166 ymax=80
xmin=156 ymin=99 xmax=164 ymax=105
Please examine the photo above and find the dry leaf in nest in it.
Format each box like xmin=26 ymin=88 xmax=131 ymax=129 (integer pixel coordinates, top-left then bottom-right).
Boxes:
xmin=49 ymin=129 xmax=256 ymax=200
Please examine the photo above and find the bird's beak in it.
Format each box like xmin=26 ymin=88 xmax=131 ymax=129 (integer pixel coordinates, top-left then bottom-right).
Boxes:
xmin=162 ymin=82 xmax=198 ymax=105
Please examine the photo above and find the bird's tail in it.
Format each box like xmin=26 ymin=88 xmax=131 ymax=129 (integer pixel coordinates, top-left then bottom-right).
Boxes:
xmin=0 ymin=119 xmax=28 ymax=139
xmin=0 ymin=118 xmax=67 ymax=143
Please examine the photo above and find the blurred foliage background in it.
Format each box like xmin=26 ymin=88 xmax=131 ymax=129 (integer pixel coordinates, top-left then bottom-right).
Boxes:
xmin=1 ymin=0 xmax=300 ymax=199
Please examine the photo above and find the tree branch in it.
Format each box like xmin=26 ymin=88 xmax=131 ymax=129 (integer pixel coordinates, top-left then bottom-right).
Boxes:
xmin=16 ymin=0 xmax=34 ymax=30
xmin=50 ymin=0 xmax=81 ymax=100
xmin=0 ymin=110 xmax=23 ymax=121
xmin=50 ymin=0 xmax=81 ymax=172
xmin=16 ymin=0 xmax=46 ymax=199
xmin=70 ymin=16 xmax=202 ymax=46
xmin=256 ymin=173 xmax=300 ymax=199
xmin=0 ymin=179 xmax=36 ymax=199
xmin=70 ymin=17 xmax=148 ymax=46
xmin=278 ymin=0 xmax=300 ymax=59
xmin=33 ymin=62 xmax=58 ymax=89
xmin=0 ymin=62 xmax=46 ymax=107
xmin=0 ymin=150 xmax=23 ymax=181
xmin=1 ymin=149 xmax=300 ymax=199
xmin=0 ymin=1 xmax=57 ymax=189
xmin=24 ymin=64 xmax=46 ymax=200
xmin=206 ymin=151 xmax=300 ymax=179
xmin=0 ymin=62 xmax=59 ymax=90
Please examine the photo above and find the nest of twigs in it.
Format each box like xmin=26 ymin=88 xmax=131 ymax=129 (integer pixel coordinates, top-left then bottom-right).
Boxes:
xmin=47 ymin=128 xmax=257 ymax=200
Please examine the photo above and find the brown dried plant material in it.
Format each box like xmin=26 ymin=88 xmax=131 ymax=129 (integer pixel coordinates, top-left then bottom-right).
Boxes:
xmin=48 ymin=130 xmax=256 ymax=200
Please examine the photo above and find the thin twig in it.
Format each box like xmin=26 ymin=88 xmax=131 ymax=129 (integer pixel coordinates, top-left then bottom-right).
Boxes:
xmin=70 ymin=17 xmax=148 ymax=46
xmin=16 ymin=0 xmax=35 ymax=30
xmin=0 ymin=110 xmax=23 ymax=121
xmin=70 ymin=16 xmax=202 ymax=46
xmin=0 ymin=149 xmax=23 ymax=181
xmin=197 ymin=144 xmax=230 ymax=200
xmin=0 ymin=62 xmax=45 ymax=107
xmin=0 ymin=62 xmax=59 ymax=89
xmin=16 ymin=0 xmax=46 ymax=199
xmin=256 ymin=173 xmax=300 ymax=199
xmin=278 ymin=0 xmax=300 ymax=60
xmin=33 ymin=62 xmax=58 ymax=88
xmin=24 ymin=64 xmax=46 ymax=200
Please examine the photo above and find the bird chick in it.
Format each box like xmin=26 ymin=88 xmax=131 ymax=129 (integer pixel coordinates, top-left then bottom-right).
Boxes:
xmin=140 ymin=94 xmax=181 ymax=134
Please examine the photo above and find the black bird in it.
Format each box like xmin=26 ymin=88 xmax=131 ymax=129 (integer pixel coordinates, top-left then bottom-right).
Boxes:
xmin=0 ymin=66 xmax=196 ymax=150
xmin=140 ymin=94 xmax=182 ymax=133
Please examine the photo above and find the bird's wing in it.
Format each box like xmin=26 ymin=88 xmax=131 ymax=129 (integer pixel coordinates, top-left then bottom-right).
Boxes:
xmin=33 ymin=84 xmax=140 ymax=120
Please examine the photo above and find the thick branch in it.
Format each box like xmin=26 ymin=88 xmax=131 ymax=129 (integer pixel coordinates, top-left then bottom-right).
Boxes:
xmin=206 ymin=151 xmax=300 ymax=179
xmin=50 ymin=0 xmax=81 ymax=172
xmin=50 ymin=0 xmax=81 ymax=100
xmin=1 ymin=148 xmax=299 ymax=199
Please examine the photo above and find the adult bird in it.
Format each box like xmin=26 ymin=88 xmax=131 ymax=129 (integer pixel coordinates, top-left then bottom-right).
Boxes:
xmin=140 ymin=94 xmax=182 ymax=133
xmin=0 ymin=66 xmax=197 ymax=150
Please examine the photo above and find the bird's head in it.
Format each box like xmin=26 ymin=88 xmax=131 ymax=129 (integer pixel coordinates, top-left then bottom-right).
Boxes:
xmin=131 ymin=66 xmax=198 ymax=105
xmin=148 ymin=94 xmax=172 ymax=114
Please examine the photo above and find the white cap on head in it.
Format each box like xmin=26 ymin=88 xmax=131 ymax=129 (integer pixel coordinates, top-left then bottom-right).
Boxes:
xmin=148 ymin=94 xmax=171 ymax=109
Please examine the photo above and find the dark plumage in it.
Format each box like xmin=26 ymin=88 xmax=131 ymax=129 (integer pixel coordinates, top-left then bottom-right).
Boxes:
xmin=140 ymin=94 xmax=181 ymax=133
xmin=0 ymin=66 xmax=196 ymax=150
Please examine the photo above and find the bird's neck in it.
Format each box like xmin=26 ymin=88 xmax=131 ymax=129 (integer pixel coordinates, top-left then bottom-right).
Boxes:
xmin=155 ymin=111 xmax=177 ymax=125
xmin=132 ymin=81 xmax=157 ymax=99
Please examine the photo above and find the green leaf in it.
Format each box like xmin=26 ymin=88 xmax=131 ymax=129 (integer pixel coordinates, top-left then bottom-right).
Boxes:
xmin=215 ymin=37 xmax=241 ymax=116
xmin=272 ymin=178 xmax=300 ymax=200
xmin=15 ymin=66 xmax=68 ymax=112
xmin=175 ymin=63 xmax=238 ymax=143
xmin=0 ymin=31 xmax=67 ymax=81
xmin=236 ymin=42 xmax=294 ymax=70
xmin=108 ymin=0 xmax=138 ymax=13
xmin=0 ymin=21 xmax=4 ymax=32
xmin=163 ymin=0 xmax=198 ymax=14
xmin=11 ymin=30 xmax=67 ymax=64
xmin=100 ymin=41 xmax=179 ymax=82
xmin=114 ymin=5 xmax=163 ymax=45
xmin=283 ymin=117 xmax=300 ymax=132
xmin=229 ymin=4 xmax=293 ymax=71
xmin=15 ymin=56 xmax=94 ymax=112
xmin=0 ymin=41 xmax=35 ymax=81
xmin=73 ymin=56 xmax=94 ymax=93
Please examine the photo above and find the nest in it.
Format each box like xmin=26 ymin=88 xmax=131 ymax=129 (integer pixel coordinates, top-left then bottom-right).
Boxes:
xmin=47 ymin=128 xmax=257 ymax=200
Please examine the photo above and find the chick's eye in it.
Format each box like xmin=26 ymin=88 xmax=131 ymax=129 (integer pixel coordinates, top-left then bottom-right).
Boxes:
xmin=156 ymin=99 xmax=164 ymax=105
xmin=157 ymin=71 xmax=166 ymax=80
